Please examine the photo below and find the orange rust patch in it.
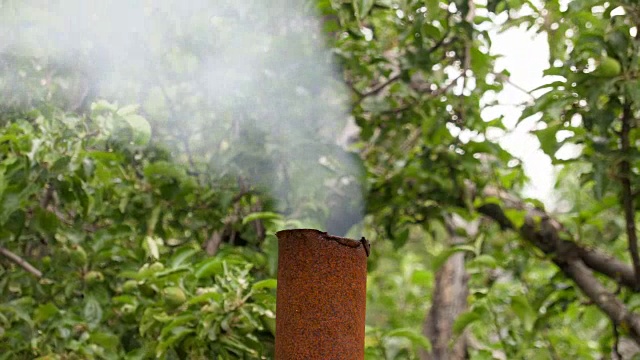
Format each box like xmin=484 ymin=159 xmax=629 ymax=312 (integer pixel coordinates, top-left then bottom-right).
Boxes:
xmin=275 ymin=229 xmax=368 ymax=359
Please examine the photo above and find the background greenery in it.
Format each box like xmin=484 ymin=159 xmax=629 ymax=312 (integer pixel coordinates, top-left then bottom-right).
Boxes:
xmin=1 ymin=0 xmax=639 ymax=359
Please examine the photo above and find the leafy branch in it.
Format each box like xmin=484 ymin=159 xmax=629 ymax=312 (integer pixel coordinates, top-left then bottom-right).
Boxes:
xmin=347 ymin=14 xmax=454 ymax=107
xmin=473 ymin=186 xmax=640 ymax=344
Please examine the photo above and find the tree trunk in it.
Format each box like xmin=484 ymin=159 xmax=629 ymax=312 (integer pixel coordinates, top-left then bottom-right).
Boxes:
xmin=420 ymin=216 xmax=470 ymax=360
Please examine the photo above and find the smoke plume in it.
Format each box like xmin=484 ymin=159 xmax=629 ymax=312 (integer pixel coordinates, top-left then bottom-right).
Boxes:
xmin=0 ymin=0 xmax=364 ymax=235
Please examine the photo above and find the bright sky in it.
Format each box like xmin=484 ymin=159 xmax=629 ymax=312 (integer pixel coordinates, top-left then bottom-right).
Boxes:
xmin=486 ymin=26 xmax=555 ymax=207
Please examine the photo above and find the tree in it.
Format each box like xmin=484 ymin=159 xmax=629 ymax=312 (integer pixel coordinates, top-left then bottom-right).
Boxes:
xmin=0 ymin=105 xmax=278 ymax=358
xmin=0 ymin=0 xmax=362 ymax=357
xmin=2 ymin=0 xmax=640 ymax=359
xmin=330 ymin=0 xmax=640 ymax=358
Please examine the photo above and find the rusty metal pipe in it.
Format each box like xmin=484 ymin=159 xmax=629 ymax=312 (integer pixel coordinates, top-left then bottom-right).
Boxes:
xmin=275 ymin=229 xmax=369 ymax=359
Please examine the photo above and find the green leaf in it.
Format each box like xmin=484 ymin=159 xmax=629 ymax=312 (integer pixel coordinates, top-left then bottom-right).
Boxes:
xmin=530 ymin=81 xmax=567 ymax=92
xmin=431 ymin=245 xmax=475 ymax=272
xmin=144 ymin=236 xmax=160 ymax=260
xmin=242 ymin=211 xmax=282 ymax=225
xmin=1 ymin=297 xmax=34 ymax=326
xmin=470 ymin=46 xmax=491 ymax=78
xmin=155 ymin=266 xmax=191 ymax=278
xmin=116 ymin=104 xmax=140 ymax=116
xmin=534 ymin=124 xmax=562 ymax=158
xmin=143 ymin=161 xmax=186 ymax=183
xmin=112 ymin=295 xmax=137 ymax=305
xmin=251 ymin=279 xmax=277 ymax=291
xmin=118 ymin=270 xmax=144 ymax=281
xmin=469 ymin=254 xmax=497 ymax=269
xmin=393 ymin=227 xmax=410 ymax=248
xmin=353 ymin=0 xmax=374 ymax=19
xmin=186 ymin=291 xmax=223 ymax=305
xmin=374 ymin=0 xmax=393 ymax=7
xmin=384 ymin=328 xmax=431 ymax=351
xmin=453 ymin=309 xmax=482 ymax=335
xmin=91 ymin=100 xmax=119 ymax=113
xmin=147 ymin=205 xmax=162 ymax=235
xmin=422 ymin=23 xmax=441 ymax=39
xmin=160 ymin=314 xmax=197 ymax=339
xmin=220 ymin=335 xmax=259 ymax=356
xmin=0 ymin=184 xmax=39 ymax=225
xmin=592 ymin=160 xmax=610 ymax=200
xmin=511 ymin=295 xmax=537 ymax=332
xmin=410 ymin=269 xmax=433 ymax=287
xmin=33 ymin=302 xmax=59 ymax=324
xmin=156 ymin=327 xmax=195 ymax=356
xmin=503 ymin=208 xmax=527 ymax=229
xmin=169 ymin=247 xmax=200 ymax=268
xmin=124 ymin=114 xmax=152 ymax=146
xmin=32 ymin=207 xmax=59 ymax=237
xmin=195 ymin=258 xmax=224 ymax=279
xmin=84 ymin=297 xmax=103 ymax=327
xmin=89 ymin=331 xmax=120 ymax=352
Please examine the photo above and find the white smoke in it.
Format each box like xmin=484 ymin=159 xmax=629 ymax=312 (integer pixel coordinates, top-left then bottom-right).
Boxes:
xmin=0 ymin=0 xmax=364 ymax=235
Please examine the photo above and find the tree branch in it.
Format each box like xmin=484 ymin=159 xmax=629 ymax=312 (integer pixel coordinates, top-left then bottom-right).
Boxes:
xmin=475 ymin=187 xmax=637 ymax=288
xmin=620 ymin=103 xmax=640 ymax=287
xmin=578 ymin=247 xmax=636 ymax=289
xmin=203 ymin=230 xmax=223 ymax=256
xmin=348 ymin=16 xmax=455 ymax=111
xmin=473 ymin=186 xmax=640 ymax=344
xmin=557 ymin=258 xmax=640 ymax=343
xmin=0 ymin=246 xmax=43 ymax=278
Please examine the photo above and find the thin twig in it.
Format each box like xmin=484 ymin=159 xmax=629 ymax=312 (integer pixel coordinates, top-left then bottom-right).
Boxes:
xmin=378 ymin=70 xmax=467 ymax=116
xmin=428 ymin=29 xmax=452 ymax=54
xmin=359 ymin=74 xmax=401 ymax=99
xmin=494 ymin=73 xmax=536 ymax=102
xmin=350 ymin=29 xmax=449 ymax=102
xmin=49 ymin=208 xmax=100 ymax=233
xmin=435 ymin=71 xmax=467 ymax=98
xmin=348 ymin=15 xmax=454 ymax=108
xmin=620 ymin=103 xmax=640 ymax=288
xmin=0 ymin=246 xmax=43 ymax=278
xmin=612 ymin=323 xmax=622 ymax=360
xmin=40 ymin=183 xmax=55 ymax=209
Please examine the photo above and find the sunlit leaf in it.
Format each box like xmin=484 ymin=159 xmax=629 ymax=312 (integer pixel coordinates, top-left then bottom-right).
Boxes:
xmin=242 ymin=212 xmax=282 ymax=225
xmin=251 ymin=279 xmax=277 ymax=291
xmin=384 ymin=328 xmax=431 ymax=351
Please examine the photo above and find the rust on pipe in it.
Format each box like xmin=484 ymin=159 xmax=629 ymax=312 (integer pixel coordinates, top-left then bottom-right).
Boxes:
xmin=275 ymin=229 xmax=369 ymax=359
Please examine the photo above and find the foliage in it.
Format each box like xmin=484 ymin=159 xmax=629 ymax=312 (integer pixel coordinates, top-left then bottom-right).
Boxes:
xmin=1 ymin=0 xmax=640 ymax=359
xmin=329 ymin=0 xmax=640 ymax=358
xmin=364 ymin=227 xmax=435 ymax=359
xmin=0 ymin=0 xmax=364 ymax=235
xmin=0 ymin=107 xmax=276 ymax=358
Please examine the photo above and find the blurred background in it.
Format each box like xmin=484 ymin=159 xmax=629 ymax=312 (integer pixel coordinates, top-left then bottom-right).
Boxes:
xmin=1 ymin=0 xmax=639 ymax=359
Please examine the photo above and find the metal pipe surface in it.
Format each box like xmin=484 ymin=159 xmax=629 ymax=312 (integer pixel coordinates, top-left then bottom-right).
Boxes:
xmin=275 ymin=229 xmax=369 ymax=359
